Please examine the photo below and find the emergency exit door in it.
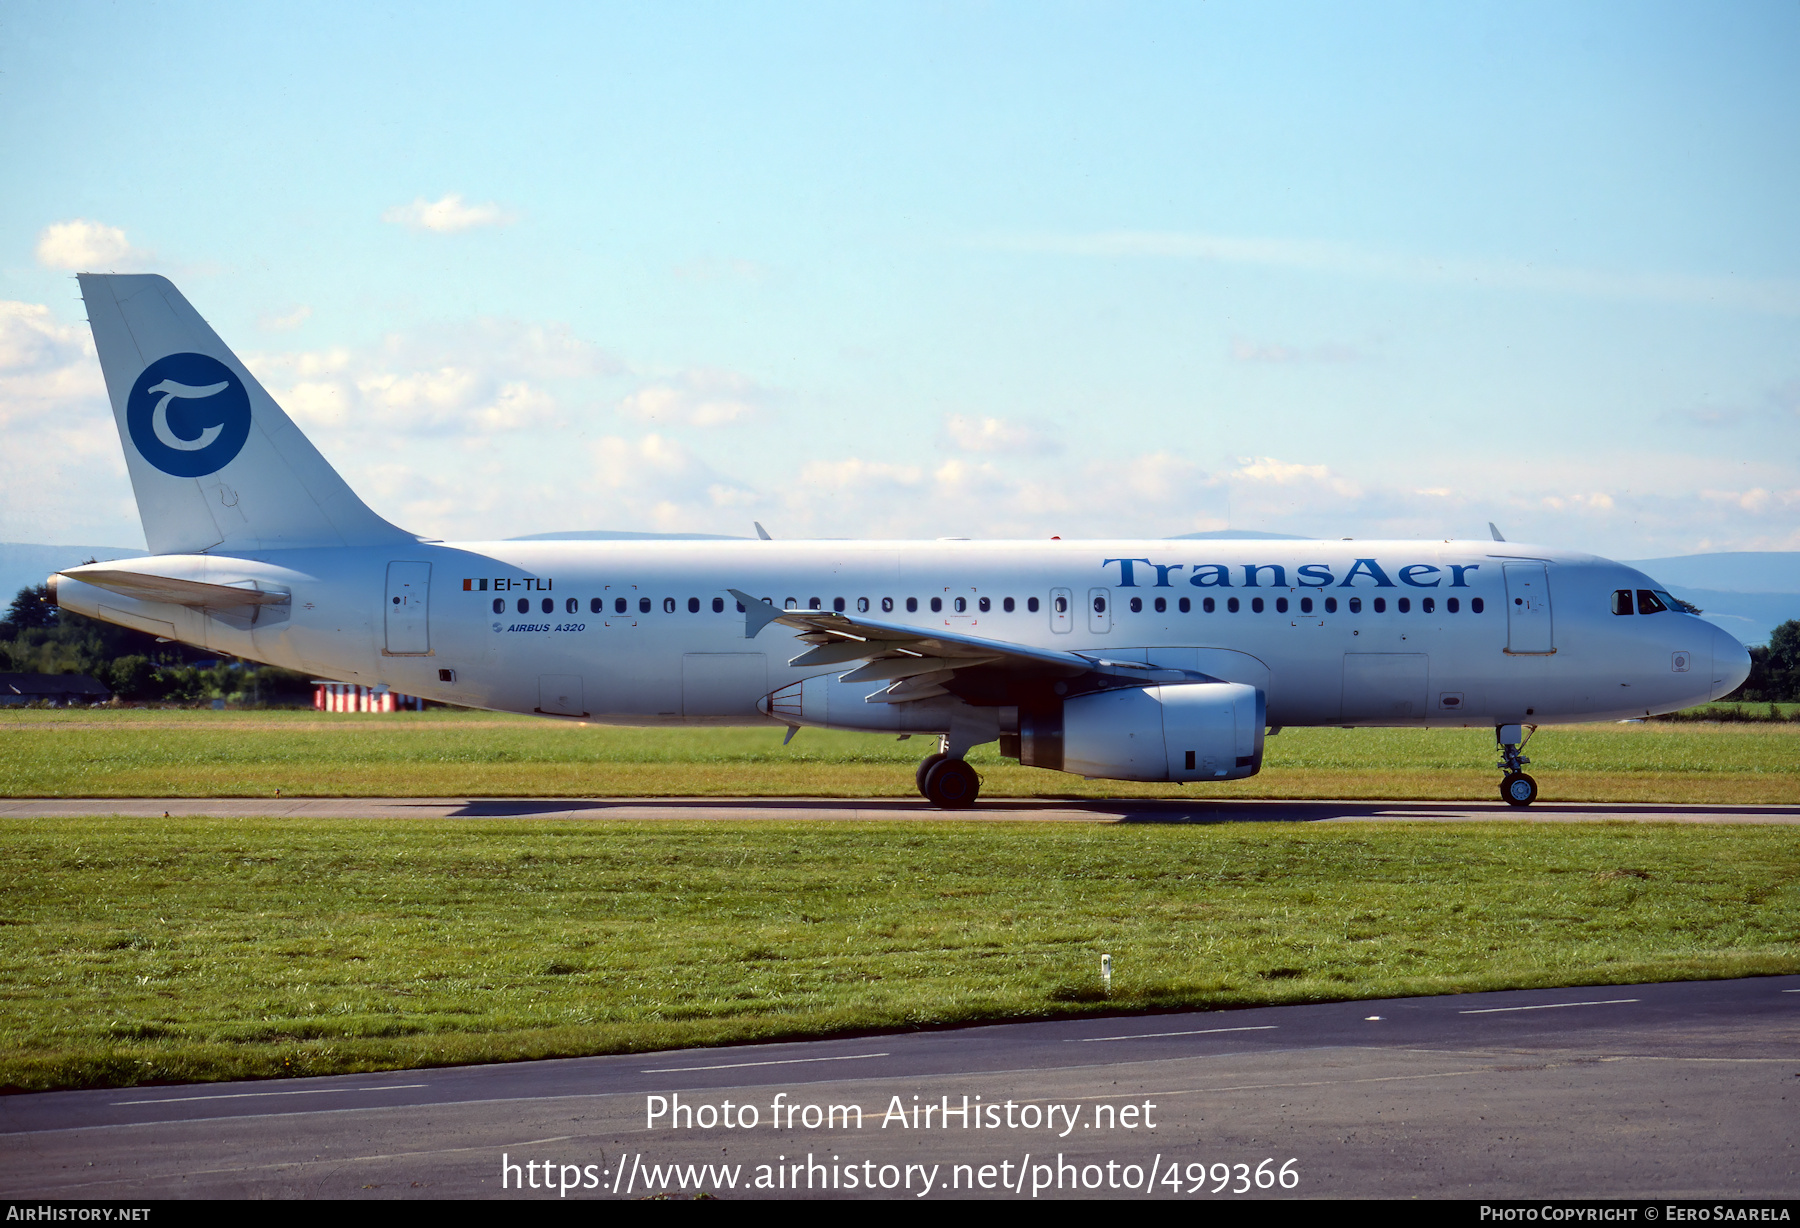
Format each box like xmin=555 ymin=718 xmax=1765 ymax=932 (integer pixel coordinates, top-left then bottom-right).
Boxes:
xmin=384 ymin=561 xmax=432 ymax=655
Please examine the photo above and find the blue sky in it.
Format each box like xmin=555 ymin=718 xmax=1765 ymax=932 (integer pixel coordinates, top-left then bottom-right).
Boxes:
xmin=3 ymin=1 xmax=1796 ymax=552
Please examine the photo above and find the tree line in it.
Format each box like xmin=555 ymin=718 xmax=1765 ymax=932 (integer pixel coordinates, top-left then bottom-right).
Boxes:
xmin=2 ymin=583 xmax=314 ymax=705
xmin=1731 ymin=622 xmax=1800 ymax=704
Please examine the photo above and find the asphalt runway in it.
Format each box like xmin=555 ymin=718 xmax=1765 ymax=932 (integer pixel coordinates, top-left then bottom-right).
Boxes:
xmin=3 ymin=976 xmax=1796 ymax=1200
xmin=4 ymin=797 xmax=1800 ymax=823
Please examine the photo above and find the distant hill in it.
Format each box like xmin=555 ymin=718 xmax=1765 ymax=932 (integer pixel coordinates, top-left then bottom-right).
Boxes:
xmin=1624 ymin=554 xmax=1800 ymax=646
xmin=1659 ymin=590 xmax=1798 ymax=648
xmin=1 ymin=542 xmax=146 ymax=607
xmin=1625 ymin=552 xmax=1800 ymax=593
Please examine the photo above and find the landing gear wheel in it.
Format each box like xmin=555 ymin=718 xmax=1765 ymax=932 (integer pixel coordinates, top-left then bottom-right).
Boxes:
xmin=915 ymin=753 xmax=947 ymax=798
xmin=1501 ymin=771 xmax=1538 ymax=807
xmin=923 ymin=758 xmax=980 ymax=809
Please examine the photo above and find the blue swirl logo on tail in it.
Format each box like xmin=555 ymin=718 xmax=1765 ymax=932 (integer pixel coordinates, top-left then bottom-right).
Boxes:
xmin=126 ymin=353 xmax=252 ymax=478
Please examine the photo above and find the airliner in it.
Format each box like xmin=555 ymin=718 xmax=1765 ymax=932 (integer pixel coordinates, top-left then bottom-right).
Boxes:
xmin=51 ymin=275 xmax=1750 ymax=808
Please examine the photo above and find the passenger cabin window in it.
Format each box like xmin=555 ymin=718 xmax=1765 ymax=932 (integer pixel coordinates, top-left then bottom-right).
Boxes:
xmin=1003 ymin=597 xmax=1015 ymax=612
xmin=954 ymin=596 xmax=966 ymax=612
xmin=1027 ymin=597 xmax=1039 ymax=613
xmin=785 ymin=598 xmax=798 ymax=609
xmin=1300 ymin=597 xmax=1313 ymax=614
xmin=978 ymin=596 xmax=991 ymax=612
xmin=639 ymin=597 xmax=651 ymax=613
xmin=1423 ymin=597 xmax=1435 ymax=613
xmin=1227 ymin=597 xmax=1240 ymax=613
xmin=567 ymin=598 xmax=578 ymax=614
xmin=857 ymin=597 xmax=870 ymax=612
xmin=1637 ymin=589 xmax=1667 ymax=615
xmin=1092 ymin=595 xmax=1106 ymax=613
xmin=1053 ymin=596 xmax=1067 ymax=614
xmin=590 ymin=597 xmax=602 ymax=614
xmin=615 ymin=597 xmax=627 ymax=614
xmin=518 ymin=598 xmax=530 ymax=614
xmin=493 ymin=598 xmax=504 ymax=614
xmin=1203 ymin=597 xmax=1215 ymax=613
xmin=882 ymin=597 xmax=894 ymax=612
xmin=833 ymin=597 xmax=845 ymax=612
xmin=1325 ymin=597 xmax=1338 ymax=613
xmin=1447 ymin=597 xmax=1460 ymax=613
xmin=1251 ymin=597 xmax=1264 ymax=613
xmin=1154 ymin=596 xmax=1166 ymax=613
xmin=1178 ymin=597 xmax=1191 ymax=613
xmin=542 ymin=598 xmax=554 ymax=614
xmin=906 ymin=597 xmax=918 ymax=613
xmin=712 ymin=597 xmax=725 ymax=613
xmin=808 ymin=597 xmax=821 ymax=610
xmin=1471 ymin=597 xmax=1485 ymax=613
xmin=930 ymin=597 xmax=942 ymax=612
xmin=688 ymin=597 xmax=700 ymax=613
xmin=1372 ymin=597 xmax=1385 ymax=613
xmin=1129 ymin=596 xmax=1143 ymax=613
xmin=1397 ymin=597 xmax=1409 ymax=613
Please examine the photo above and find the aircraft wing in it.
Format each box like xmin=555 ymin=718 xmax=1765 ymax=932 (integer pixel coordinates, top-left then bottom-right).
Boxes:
xmin=727 ymin=588 xmax=1198 ymax=704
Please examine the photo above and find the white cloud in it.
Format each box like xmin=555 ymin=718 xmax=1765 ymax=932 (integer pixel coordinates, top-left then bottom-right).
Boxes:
xmin=258 ymin=305 xmax=312 ymax=332
xmin=381 ymin=193 xmax=517 ymax=233
xmin=942 ymin=414 xmax=1060 ymax=455
xmin=0 ymin=301 xmax=135 ymax=542
xmin=34 ymin=220 xmax=148 ymax=270
xmin=1229 ymin=337 xmax=1362 ymax=365
xmin=246 ymin=318 xmax=616 ymax=440
xmin=991 ymin=230 xmax=1800 ymax=315
xmin=586 ymin=434 xmax=762 ymax=532
xmin=673 ymin=257 xmax=767 ymax=282
xmin=618 ymin=369 xmax=768 ymax=427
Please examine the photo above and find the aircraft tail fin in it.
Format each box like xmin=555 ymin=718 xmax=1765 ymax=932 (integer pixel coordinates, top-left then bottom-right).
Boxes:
xmin=77 ymin=274 xmax=413 ymax=555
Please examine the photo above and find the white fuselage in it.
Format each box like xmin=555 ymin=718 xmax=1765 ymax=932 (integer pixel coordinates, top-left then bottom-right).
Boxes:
xmin=56 ymin=537 xmax=1749 ymax=731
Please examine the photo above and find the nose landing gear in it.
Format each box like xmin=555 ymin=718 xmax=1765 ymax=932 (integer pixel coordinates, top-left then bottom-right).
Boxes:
xmin=1496 ymin=723 xmax=1538 ymax=807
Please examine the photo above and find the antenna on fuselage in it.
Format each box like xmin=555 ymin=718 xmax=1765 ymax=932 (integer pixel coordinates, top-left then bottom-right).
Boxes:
xmin=1488 ymin=522 xmax=1507 ymax=542
xmin=754 ymin=521 xmax=773 ymax=541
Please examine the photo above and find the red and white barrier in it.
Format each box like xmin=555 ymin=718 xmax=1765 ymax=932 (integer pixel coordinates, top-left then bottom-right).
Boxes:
xmin=311 ymin=682 xmax=424 ymax=712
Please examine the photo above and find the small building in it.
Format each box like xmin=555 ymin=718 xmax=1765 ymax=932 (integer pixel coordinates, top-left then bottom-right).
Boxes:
xmin=311 ymin=681 xmax=425 ymax=712
xmin=0 ymin=673 xmax=113 ymax=706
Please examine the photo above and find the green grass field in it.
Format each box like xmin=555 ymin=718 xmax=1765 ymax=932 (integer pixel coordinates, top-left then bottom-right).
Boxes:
xmin=2 ymin=817 xmax=1795 ymax=1091
xmin=3 ymin=707 xmax=1799 ymax=802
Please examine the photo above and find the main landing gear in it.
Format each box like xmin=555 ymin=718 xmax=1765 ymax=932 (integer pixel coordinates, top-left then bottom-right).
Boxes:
xmin=915 ymin=740 xmax=981 ymax=809
xmin=1496 ymin=723 xmax=1538 ymax=807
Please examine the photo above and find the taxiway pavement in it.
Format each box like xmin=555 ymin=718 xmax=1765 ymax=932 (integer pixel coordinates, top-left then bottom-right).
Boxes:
xmin=4 ymin=797 xmax=1800 ymax=823
xmin=3 ymin=976 xmax=1796 ymax=1199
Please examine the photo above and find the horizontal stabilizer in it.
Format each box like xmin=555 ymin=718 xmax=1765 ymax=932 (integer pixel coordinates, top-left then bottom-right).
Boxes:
xmin=59 ymin=567 xmax=289 ymax=610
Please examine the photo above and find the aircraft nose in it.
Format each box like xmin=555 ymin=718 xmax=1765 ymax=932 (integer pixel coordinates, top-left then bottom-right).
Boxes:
xmin=1708 ymin=623 xmax=1751 ymax=701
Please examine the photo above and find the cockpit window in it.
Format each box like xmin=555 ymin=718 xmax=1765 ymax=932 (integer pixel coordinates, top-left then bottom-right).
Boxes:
xmin=1656 ymin=589 xmax=1702 ymax=614
xmin=1611 ymin=589 xmax=1634 ymax=615
xmin=1636 ymin=589 xmax=1667 ymax=615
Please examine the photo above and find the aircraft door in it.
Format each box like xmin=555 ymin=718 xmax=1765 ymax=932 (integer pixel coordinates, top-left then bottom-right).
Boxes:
xmin=384 ymin=561 xmax=431 ymax=655
xmin=1049 ymin=587 xmax=1073 ymax=633
xmin=1503 ymin=563 xmax=1554 ymax=654
xmin=1088 ymin=588 xmax=1112 ymax=634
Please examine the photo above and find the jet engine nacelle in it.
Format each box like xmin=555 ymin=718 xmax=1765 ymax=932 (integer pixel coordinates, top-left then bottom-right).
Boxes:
xmin=1012 ymin=682 xmax=1265 ymax=782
